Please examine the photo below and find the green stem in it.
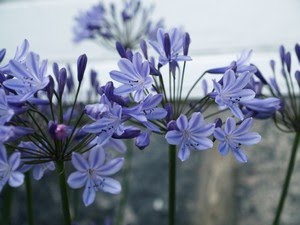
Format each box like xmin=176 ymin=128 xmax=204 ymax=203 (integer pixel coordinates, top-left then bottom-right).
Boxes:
xmin=272 ymin=132 xmax=300 ymax=225
xmin=25 ymin=173 xmax=35 ymax=225
xmin=169 ymin=144 xmax=176 ymax=225
xmin=57 ymin=161 xmax=72 ymax=225
xmin=1 ymin=186 xmax=12 ymax=225
xmin=116 ymin=142 xmax=133 ymax=225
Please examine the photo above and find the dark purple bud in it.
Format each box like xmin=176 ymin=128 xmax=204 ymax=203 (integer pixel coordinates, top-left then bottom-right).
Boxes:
xmin=149 ymin=57 xmax=161 ymax=76
xmin=112 ymin=128 xmax=141 ymax=139
xmin=135 ymin=131 xmax=150 ymax=150
xmin=0 ymin=72 xmax=6 ymax=83
xmin=46 ymin=76 xmax=55 ymax=100
xmin=140 ymin=40 xmax=148 ymax=59
xmin=167 ymin=120 xmax=177 ymax=131
xmin=165 ymin=103 xmax=173 ymax=122
xmin=183 ymin=32 xmax=191 ymax=56
xmin=295 ymin=44 xmax=300 ymax=63
xmin=163 ymin=33 xmax=171 ymax=58
xmin=116 ymin=42 xmax=127 ymax=58
xmin=125 ymin=49 xmax=133 ymax=61
xmin=90 ymin=69 xmax=98 ymax=87
xmin=253 ymin=66 xmax=267 ymax=84
xmin=202 ymin=80 xmax=208 ymax=95
xmin=206 ymin=66 xmax=228 ymax=74
xmin=52 ymin=62 xmax=60 ymax=82
xmin=295 ymin=71 xmax=300 ymax=87
xmin=103 ymin=81 xmax=128 ymax=107
xmin=279 ymin=45 xmax=285 ymax=65
xmin=48 ymin=121 xmax=70 ymax=140
xmin=0 ymin=49 xmax=6 ymax=63
xmin=214 ymin=118 xmax=222 ymax=128
xmin=285 ymin=52 xmax=291 ymax=74
xmin=77 ymin=54 xmax=87 ymax=82
xmin=58 ymin=68 xmax=67 ymax=96
xmin=66 ymin=64 xmax=74 ymax=92
xmin=228 ymin=61 xmax=237 ymax=72
xmin=270 ymin=60 xmax=276 ymax=73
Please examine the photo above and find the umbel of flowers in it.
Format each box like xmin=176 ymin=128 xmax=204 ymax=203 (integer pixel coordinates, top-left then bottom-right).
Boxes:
xmin=254 ymin=44 xmax=300 ymax=225
xmin=73 ymin=0 xmax=163 ymax=50
xmin=0 ymin=29 xmax=280 ymax=225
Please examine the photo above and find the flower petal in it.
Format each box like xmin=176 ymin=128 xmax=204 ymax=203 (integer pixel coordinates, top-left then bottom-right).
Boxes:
xmin=101 ymin=177 xmax=121 ymax=194
xmin=71 ymin=152 xmax=89 ymax=172
xmin=88 ymin=147 xmax=105 ymax=168
xmin=83 ymin=181 xmax=96 ymax=206
xmin=99 ymin=158 xmax=124 ymax=176
xmin=165 ymin=130 xmax=183 ymax=145
xmin=8 ymin=171 xmax=24 ymax=187
xmin=67 ymin=171 xmax=87 ymax=189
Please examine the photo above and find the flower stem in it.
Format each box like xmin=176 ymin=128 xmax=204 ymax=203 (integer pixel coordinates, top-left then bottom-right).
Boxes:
xmin=169 ymin=144 xmax=176 ymax=225
xmin=272 ymin=132 xmax=300 ymax=225
xmin=57 ymin=161 xmax=72 ymax=225
xmin=116 ymin=143 xmax=133 ymax=225
xmin=25 ymin=173 xmax=35 ymax=225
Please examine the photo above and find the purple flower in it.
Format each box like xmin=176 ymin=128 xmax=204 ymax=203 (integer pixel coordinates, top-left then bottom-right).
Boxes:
xmin=73 ymin=3 xmax=111 ymax=43
xmin=214 ymin=117 xmax=261 ymax=163
xmin=135 ymin=131 xmax=150 ymax=150
xmin=0 ymin=125 xmax=33 ymax=143
xmin=48 ymin=121 xmax=71 ymax=140
xmin=165 ymin=112 xmax=214 ymax=161
xmin=0 ymin=39 xmax=30 ymax=74
xmin=0 ymin=144 xmax=24 ymax=192
xmin=3 ymin=52 xmax=49 ymax=101
xmin=0 ymin=89 xmax=15 ymax=125
xmin=241 ymin=97 xmax=281 ymax=119
xmin=67 ymin=147 xmax=124 ymax=206
xmin=110 ymin=52 xmax=153 ymax=102
xmin=211 ymin=70 xmax=255 ymax=120
xmin=149 ymin=28 xmax=191 ymax=71
xmin=207 ymin=50 xmax=257 ymax=74
xmin=83 ymin=98 xmax=125 ymax=145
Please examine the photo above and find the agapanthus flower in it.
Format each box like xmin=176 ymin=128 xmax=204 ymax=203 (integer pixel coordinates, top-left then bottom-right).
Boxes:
xmin=73 ymin=0 xmax=163 ymax=50
xmin=0 ymin=39 xmax=30 ymax=74
xmin=210 ymin=69 xmax=255 ymax=120
xmin=264 ymin=44 xmax=300 ymax=132
xmin=0 ymin=89 xmax=15 ymax=125
xmin=149 ymin=28 xmax=191 ymax=72
xmin=0 ymin=125 xmax=33 ymax=143
xmin=214 ymin=117 xmax=261 ymax=163
xmin=110 ymin=52 xmax=153 ymax=102
xmin=83 ymin=98 xmax=125 ymax=145
xmin=241 ymin=97 xmax=281 ymax=119
xmin=73 ymin=3 xmax=111 ymax=43
xmin=67 ymin=147 xmax=124 ymax=206
xmin=206 ymin=50 xmax=257 ymax=74
xmin=0 ymin=144 xmax=24 ymax=192
xmin=3 ymin=52 xmax=49 ymax=101
xmin=165 ymin=112 xmax=214 ymax=161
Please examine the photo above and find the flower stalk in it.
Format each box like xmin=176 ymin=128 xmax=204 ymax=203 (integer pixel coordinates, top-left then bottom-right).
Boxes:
xmin=169 ymin=144 xmax=176 ymax=225
xmin=272 ymin=132 xmax=300 ymax=225
xmin=25 ymin=173 xmax=35 ymax=225
xmin=57 ymin=161 xmax=72 ymax=225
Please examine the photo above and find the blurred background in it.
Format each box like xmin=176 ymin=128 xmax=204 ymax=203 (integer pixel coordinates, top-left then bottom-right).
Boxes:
xmin=0 ymin=0 xmax=299 ymax=225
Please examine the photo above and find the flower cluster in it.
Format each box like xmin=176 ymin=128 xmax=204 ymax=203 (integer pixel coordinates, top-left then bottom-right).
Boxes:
xmin=261 ymin=44 xmax=300 ymax=132
xmin=73 ymin=0 xmax=164 ymax=50
xmin=0 ymin=40 xmax=126 ymax=206
xmin=89 ymin=27 xmax=280 ymax=163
